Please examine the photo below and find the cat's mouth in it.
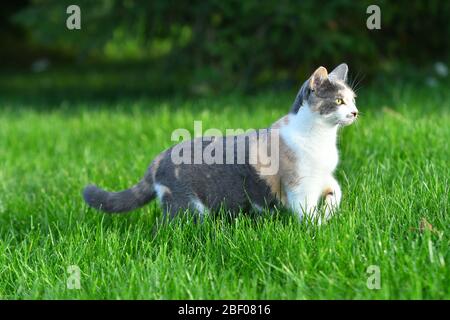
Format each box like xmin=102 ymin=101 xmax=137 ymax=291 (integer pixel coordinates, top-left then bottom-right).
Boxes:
xmin=337 ymin=118 xmax=356 ymax=126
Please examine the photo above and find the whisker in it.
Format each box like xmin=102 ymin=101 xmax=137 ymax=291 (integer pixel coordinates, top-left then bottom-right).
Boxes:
xmin=354 ymin=74 xmax=366 ymax=93
xmin=348 ymin=70 xmax=366 ymax=94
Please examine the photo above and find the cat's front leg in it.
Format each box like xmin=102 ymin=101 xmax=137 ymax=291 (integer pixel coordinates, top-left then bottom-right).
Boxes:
xmin=286 ymin=181 xmax=322 ymax=223
xmin=322 ymin=176 xmax=342 ymax=221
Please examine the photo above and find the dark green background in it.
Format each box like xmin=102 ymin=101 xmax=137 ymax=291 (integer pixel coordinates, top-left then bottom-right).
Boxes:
xmin=1 ymin=0 xmax=449 ymax=94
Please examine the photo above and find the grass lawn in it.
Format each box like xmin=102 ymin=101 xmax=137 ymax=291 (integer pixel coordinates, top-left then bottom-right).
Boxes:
xmin=0 ymin=72 xmax=449 ymax=299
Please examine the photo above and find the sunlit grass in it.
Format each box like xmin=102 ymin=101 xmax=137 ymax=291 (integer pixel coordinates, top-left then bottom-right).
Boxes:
xmin=0 ymin=79 xmax=449 ymax=299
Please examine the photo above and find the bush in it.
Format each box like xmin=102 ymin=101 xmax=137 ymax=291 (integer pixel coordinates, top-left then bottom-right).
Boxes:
xmin=11 ymin=0 xmax=450 ymax=90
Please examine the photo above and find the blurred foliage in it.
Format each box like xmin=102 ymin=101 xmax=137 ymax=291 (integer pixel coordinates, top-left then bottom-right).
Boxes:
xmin=3 ymin=0 xmax=450 ymax=91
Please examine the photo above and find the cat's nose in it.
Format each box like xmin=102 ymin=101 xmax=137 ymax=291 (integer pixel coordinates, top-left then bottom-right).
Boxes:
xmin=346 ymin=111 xmax=358 ymax=119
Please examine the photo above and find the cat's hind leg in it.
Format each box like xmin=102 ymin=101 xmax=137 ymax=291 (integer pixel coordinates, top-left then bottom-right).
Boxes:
xmin=156 ymin=184 xmax=207 ymax=221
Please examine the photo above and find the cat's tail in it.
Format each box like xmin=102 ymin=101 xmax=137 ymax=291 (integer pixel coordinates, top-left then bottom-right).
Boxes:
xmin=82 ymin=173 xmax=156 ymax=214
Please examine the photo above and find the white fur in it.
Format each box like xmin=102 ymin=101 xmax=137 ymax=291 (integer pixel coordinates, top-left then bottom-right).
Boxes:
xmin=324 ymin=176 xmax=342 ymax=221
xmin=154 ymin=183 xmax=168 ymax=202
xmin=252 ymin=204 xmax=264 ymax=213
xmin=280 ymin=103 xmax=346 ymax=223
xmin=191 ymin=198 xmax=207 ymax=215
xmin=326 ymin=90 xmax=358 ymax=126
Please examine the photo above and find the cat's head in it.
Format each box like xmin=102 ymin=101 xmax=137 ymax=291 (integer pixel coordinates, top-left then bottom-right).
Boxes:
xmin=291 ymin=63 xmax=358 ymax=126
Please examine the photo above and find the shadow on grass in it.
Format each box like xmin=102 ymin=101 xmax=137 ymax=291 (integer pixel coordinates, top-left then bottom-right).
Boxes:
xmin=0 ymin=65 xmax=295 ymax=117
xmin=0 ymin=64 xmax=182 ymax=109
xmin=1 ymin=62 xmax=449 ymax=116
xmin=89 ymin=204 xmax=303 ymax=241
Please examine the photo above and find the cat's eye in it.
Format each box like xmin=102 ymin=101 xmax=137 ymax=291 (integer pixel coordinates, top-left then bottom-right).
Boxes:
xmin=335 ymin=98 xmax=344 ymax=105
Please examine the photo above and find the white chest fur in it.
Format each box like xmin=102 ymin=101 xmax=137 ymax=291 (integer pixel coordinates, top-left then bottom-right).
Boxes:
xmin=278 ymin=107 xmax=341 ymax=220
xmin=280 ymin=107 xmax=339 ymax=177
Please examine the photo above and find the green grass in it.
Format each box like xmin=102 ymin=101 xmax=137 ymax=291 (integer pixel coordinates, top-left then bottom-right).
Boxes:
xmin=0 ymin=76 xmax=449 ymax=299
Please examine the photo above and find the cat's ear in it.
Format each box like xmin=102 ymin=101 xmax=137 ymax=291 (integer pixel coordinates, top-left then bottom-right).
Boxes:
xmin=309 ymin=66 xmax=328 ymax=90
xmin=329 ymin=63 xmax=348 ymax=82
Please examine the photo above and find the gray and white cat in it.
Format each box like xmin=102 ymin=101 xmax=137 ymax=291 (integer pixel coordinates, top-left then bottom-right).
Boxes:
xmin=83 ymin=63 xmax=358 ymax=223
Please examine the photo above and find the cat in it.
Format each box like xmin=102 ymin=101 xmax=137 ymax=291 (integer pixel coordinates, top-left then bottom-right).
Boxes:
xmin=83 ymin=63 xmax=358 ymax=224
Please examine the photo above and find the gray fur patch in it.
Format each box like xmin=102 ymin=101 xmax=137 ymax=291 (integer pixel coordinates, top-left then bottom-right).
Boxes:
xmin=152 ymin=133 xmax=279 ymax=217
xmin=291 ymin=64 xmax=354 ymax=115
xmin=292 ymin=78 xmax=353 ymax=115
xmin=290 ymin=79 xmax=311 ymax=113
xmin=313 ymin=80 xmax=348 ymax=115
